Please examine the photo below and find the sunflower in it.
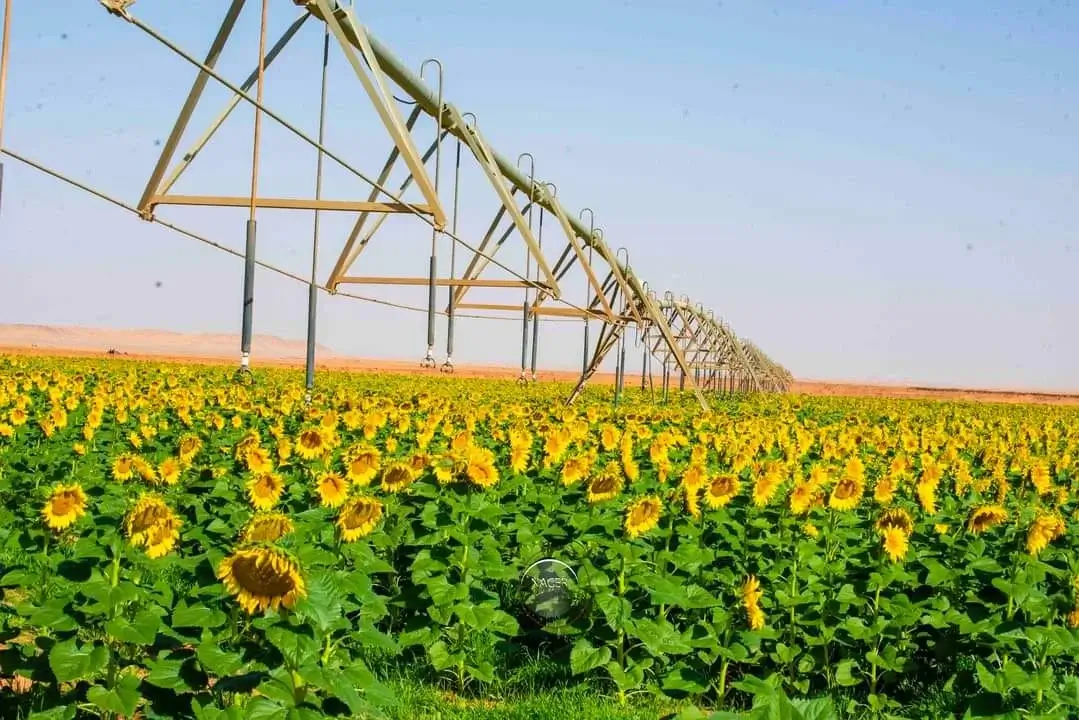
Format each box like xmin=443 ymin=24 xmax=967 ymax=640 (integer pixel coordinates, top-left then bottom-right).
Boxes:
xmin=409 ymin=452 xmax=430 ymax=476
xmin=704 ymin=474 xmax=740 ymax=509
xmin=875 ymin=507 xmax=914 ymax=536
xmin=452 ymin=430 xmax=473 ymax=454
xmin=217 ymin=546 xmax=306 ymax=614
xmin=133 ymin=456 xmax=157 ymax=483
xmin=803 ymin=522 xmax=820 ymax=538
xmin=874 ymin=474 xmax=897 ymax=505
xmin=245 ymin=447 xmax=274 ymax=474
xmin=316 ymin=472 xmax=350 ymax=508
xmin=295 ymin=427 xmax=328 ymax=460
xmin=344 ymin=445 xmax=381 ymax=485
xmin=337 ymin=496 xmax=384 ymax=542
xmin=124 ymin=494 xmax=181 ymax=558
xmin=599 ymin=424 xmax=620 ymax=451
xmin=1026 ymin=513 xmax=1066 ymax=556
xmin=685 ymin=485 xmax=702 ymax=519
xmin=42 ymin=484 xmax=88 ymax=531
xmin=829 ymin=476 xmax=864 ymax=511
xmin=560 ymin=452 xmax=592 ymax=486
xmin=621 ymin=437 xmax=640 ymax=482
xmin=788 ymin=482 xmax=819 ymax=515
xmin=381 ymin=463 xmax=416 ymax=493
xmin=465 ymin=447 xmax=499 ymax=489
xmin=742 ymin=575 xmax=765 ymax=630
xmin=881 ymin=527 xmax=909 ymax=563
xmin=587 ymin=464 xmax=623 ymax=504
xmin=916 ymin=474 xmax=940 ymax=515
xmin=624 ymin=496 xmax=662 ymax=538
xmin=1029 ymin=461 xmax=1052 ymax=495
xmin=178 ymin=434 xmax=202 ymax=463
xmin=510 ymin=446 xmax=530 ymax=474
xmin=241 ymin=512 xmax=294 ymax=543
xmin=681 ymin=464 xmax=708 ymax=493
xmin=966 ymin=505 xmax=1007 ymax=534
xmin=158 ymin=456 xmax=182 ymax=486
xmin=112 ymin=453 xmax=135 ymax=482
xmin=751 ymin=464 xmax=784 ymax=507
xmin=142 ymin=516 xmax=182 ymax=559
xmin=247 ymin=472 xmax=285 ymax=511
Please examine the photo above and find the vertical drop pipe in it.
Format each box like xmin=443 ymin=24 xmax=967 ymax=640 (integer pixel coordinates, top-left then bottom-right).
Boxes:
xmin=241 ymin=0 xmax=270 ymax=373
xmin=0 ymin=0 xmax=13 ymax=219
xmin=421 ymin=59 xmax=443 ymax=368
xmin=517 ymin=154 xmax=535 ymax=382
xmin=305 ymin=27 xmax=331 ymax=395
xmin=443 ymin=113 xmax=472 ymax=372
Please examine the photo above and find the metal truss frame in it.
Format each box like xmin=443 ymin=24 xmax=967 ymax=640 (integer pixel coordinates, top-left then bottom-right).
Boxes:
xmin=0 ymin=0 xmax=792 ymax=409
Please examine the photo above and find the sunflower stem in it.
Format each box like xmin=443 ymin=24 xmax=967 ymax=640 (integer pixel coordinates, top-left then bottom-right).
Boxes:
xmin=716 ymin=658 xmax=730 ymax=709
xmin=616 ymin=555 xmax=626 ymax=705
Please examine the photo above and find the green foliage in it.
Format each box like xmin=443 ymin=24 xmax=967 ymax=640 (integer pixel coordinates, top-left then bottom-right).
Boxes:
xmin=1 ymin=355 xmax=1078 ymax=719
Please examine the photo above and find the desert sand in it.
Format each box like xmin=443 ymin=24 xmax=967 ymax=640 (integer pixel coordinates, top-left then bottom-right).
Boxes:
xmin=2 ymin=324 xmax=1077 ymax=406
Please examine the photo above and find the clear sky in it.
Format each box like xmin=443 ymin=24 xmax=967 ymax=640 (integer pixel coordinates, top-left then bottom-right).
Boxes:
xmin=1 ymin=1 xmax=1076 ymax=390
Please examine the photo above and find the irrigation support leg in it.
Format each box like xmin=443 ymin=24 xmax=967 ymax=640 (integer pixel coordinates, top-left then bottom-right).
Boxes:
xmin=240 ymin=219 xmax=257 ymax=369
xmin=519 ymin=300 xmax=530 ymax=382
xmin=422 ymin=252 xmax=437 ymax=367
xmin=614 ymin=329 xmax=626 ymax=406
xmin=582 ymin=321 xmax=590 ymax=374
xmin=529 ymin=313 xmax=540 ymax=381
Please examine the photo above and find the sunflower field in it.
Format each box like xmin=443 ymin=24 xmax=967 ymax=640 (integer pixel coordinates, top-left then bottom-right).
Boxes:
xmin=1 ymin=355 xmax=1079 ymax=720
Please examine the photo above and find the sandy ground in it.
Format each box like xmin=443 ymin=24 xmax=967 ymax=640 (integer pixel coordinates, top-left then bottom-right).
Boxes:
xmin=2 ymin=324 xmax=1078 ymax=406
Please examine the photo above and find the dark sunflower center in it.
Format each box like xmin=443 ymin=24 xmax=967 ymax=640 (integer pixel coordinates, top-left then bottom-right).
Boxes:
xmin=130 ymin=504 xmax=169 ymax=533
xmin=233 ymin=554 xmax=297 ymax=597
xmin=343 ymin=502 xmax=378 ymax=528
xmin=591 ymin=476 xmax=617 ymax=495
xmin=51 ymin=494 xmax=78 ymax=516
xmin=834 ymin=479 xmax=857 ymax=499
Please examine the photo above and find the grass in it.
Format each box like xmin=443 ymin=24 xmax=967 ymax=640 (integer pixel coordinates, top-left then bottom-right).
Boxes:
xmin=383 ymin=680 xmax=677 ymax=720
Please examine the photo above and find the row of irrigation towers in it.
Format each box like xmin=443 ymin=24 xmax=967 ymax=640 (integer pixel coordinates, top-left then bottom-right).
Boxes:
xmin=0 ymin=0 xmax=792 ymax=411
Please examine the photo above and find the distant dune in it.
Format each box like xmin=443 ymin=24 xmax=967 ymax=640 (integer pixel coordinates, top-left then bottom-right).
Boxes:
xmin=0 ymin=323 xmax=338 ymax=361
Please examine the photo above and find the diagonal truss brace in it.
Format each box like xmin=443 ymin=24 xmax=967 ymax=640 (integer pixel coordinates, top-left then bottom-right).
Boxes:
xmin=568 ymin=291 xmax=709 ymax=410
xmin=313 ymin=0 xmax=445 ymax=229
xmin=327 ymin=105 xmax=436 ymax=287
xmin=450 ymin=189 xmax=539 ymax=307
xmin=536 ymin=195 xmax=616 ymax=319
xmin=154 ymin=11 xmax=312 ymax=199
xmin=134 ymin=0 xmax=247 ymax=219
xmin=446 ymin=105 xmax=559 ymax=297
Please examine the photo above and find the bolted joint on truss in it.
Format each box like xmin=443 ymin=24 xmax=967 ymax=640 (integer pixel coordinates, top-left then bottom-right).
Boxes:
xmin=100 ymin=0 xmax=136 ymax=22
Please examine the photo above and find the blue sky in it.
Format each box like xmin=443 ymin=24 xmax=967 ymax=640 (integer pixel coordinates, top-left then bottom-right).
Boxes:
xmin=1 ymin=1 xmax=1076 ymax=390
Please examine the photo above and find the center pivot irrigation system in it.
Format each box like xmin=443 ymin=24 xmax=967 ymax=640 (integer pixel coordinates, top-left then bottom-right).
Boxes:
xmin=0 ymin=0 xmax=792 ymax=411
